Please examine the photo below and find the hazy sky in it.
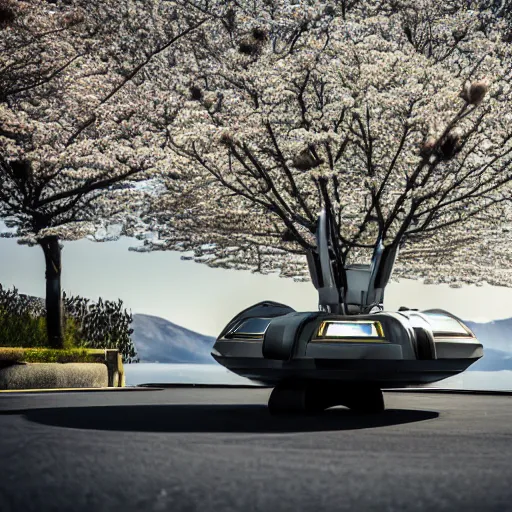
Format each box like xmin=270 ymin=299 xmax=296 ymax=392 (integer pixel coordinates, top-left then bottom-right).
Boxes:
xmin=2 ymin=234 xmax=512 ymax=336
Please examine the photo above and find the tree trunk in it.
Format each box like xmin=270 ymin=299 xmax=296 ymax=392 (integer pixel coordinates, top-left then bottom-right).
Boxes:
xmin=39 ymin=236 xmax=64 ymax=348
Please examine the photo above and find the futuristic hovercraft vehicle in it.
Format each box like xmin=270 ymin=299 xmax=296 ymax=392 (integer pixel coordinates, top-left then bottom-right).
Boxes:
xmin=212 ymin=211 xmax=483 ymax=414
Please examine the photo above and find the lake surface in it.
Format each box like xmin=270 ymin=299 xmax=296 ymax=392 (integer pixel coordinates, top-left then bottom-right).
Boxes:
xmin=124 ymin=363 xmax=512 ymax=391
xmin=124 ymin=363 xmax=258 ymax=386
xmin=436 ymin=370 xmax=512 ymax=391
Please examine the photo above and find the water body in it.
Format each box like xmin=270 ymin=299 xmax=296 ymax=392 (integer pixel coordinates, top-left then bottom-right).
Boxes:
xmin=124 ymin=363 xmax=258 ymax=386
xmin=434 ymin=370 xmax=512 ymax=391
xmin=124 ymin=364 xmax=512 ymax=391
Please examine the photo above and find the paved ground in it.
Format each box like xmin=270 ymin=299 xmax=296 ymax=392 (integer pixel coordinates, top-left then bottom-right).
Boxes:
xmin=0 ymin=388 xmax=511 ymax=512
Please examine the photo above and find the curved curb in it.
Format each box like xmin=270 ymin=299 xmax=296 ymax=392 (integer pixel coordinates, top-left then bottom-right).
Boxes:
xmin=385 ymin=387 xmax=512 ymax=396
xmin=0 ymin=386 xmax=162 ymax=394
xmin=137 ymin=383 xmax=512 ymax=395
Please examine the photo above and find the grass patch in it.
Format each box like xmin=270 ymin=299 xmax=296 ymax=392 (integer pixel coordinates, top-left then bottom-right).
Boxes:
xmin=0 ymin=348 xmax=106 ymax=364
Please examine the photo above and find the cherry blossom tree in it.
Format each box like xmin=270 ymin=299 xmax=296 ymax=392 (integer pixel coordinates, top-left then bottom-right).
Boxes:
xmin=0 ymin=0 xmax=207 ymax=346
xmin=138 ymin=0 xmax=512 ymax=312
xmin=395 ymin=200 xmax=512 ymax=287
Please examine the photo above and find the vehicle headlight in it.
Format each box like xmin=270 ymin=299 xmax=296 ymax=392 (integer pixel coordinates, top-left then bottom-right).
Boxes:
xmin=313 ymin=321 xmax=387 ymax=342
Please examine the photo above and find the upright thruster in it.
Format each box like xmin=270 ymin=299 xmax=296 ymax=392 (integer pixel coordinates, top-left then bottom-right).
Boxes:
xmin=267 ymin=380 xmax=384 ymax=415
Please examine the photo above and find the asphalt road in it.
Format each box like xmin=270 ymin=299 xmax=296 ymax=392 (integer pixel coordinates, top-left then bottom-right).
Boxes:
xmin=0 ymin=388 xmax=511 ymax=512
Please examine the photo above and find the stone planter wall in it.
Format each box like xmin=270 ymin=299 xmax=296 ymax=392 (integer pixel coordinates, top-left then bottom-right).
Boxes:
xmin=0 ymin=363 xmax=108 ymax=389
xmin=0 ymin=348 xmax=124 ymax=390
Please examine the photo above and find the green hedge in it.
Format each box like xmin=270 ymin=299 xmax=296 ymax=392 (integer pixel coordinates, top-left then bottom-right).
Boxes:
xmin=0 ymin=308 xmax=81 ymax=350
xmin=0 ymin=285 xmax=138 ymax=363
xmin=64 ymin=294 xmax=137 ymax=363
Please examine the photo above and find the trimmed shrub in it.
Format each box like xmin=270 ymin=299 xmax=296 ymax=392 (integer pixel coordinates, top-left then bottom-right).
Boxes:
xmin=64 ymin=293 xmax=137 ymax=363
xmin=0 ymin=284 xmax=138 ymax=363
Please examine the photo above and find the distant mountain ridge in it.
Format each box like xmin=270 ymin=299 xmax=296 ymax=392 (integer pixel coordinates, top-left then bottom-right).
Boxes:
xmin=131 ymin=312 xmax=512 ymax=371
xmin=463 ymin=318 xmax=512 ymax=372
xmin=464 ymin=318 xmax=512 ymax=353
xmin=132 ymin=314 xmax=216 ymax=364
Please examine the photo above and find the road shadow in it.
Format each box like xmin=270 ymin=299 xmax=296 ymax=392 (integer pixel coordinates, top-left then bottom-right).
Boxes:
xmin=10 ymin=404 xmax=439 ymax=433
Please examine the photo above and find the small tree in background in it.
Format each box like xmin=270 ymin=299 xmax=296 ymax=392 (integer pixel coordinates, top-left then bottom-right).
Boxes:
xmin=0 ymin=0 xmax=208 ymax=347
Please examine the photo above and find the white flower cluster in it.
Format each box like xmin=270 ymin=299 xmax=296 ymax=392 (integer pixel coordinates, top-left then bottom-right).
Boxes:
xmin=141 ymin=0 xmax=512 ymax=286
xmin=0 ymin=0 xmax=204 ymax=242
xmin=3 ymin=0 xmax=512 ymax=290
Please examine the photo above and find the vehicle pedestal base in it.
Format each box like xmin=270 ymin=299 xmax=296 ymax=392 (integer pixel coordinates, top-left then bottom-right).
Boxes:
xmin=268 ymin=380 xmax=385 ymax=415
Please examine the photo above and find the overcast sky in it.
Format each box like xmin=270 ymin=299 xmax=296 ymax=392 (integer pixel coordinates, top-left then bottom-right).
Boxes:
xmin=2 ymin=234 xmax=512 ymax=336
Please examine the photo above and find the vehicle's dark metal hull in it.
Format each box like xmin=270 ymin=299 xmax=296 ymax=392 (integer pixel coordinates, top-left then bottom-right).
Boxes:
xmin=211 ymin=354 xmax=479 ymax=387
xmin=212 ymin=302 xmax=483 ymax=389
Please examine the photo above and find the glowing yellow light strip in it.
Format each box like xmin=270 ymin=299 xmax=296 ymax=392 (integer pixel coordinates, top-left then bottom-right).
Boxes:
xmin=311 ymin=337 xmax=389 ymax=343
